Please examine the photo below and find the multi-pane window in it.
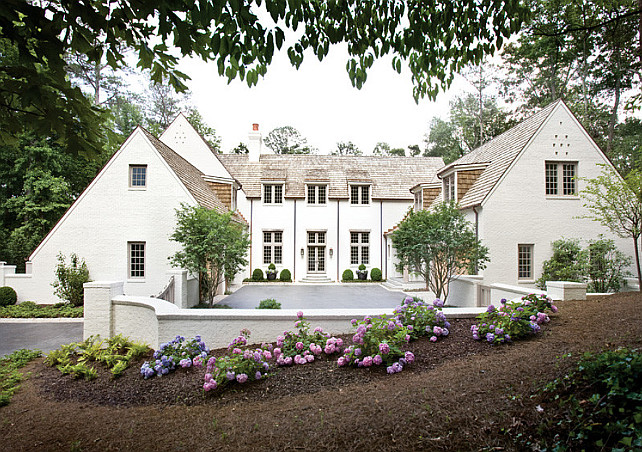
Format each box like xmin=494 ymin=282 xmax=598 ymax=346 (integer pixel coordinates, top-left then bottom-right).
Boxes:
xmin=414 ymin=190 xmax=423 ymax=211
xmin=444 ymin=175 xmax=455 ymax=202
xmin=518 ymin=244 xmax=533 ymax=280
xmin=350 ymin=185 xmax=370 ymax=205
xmin=545 ymin=162 xmax=577 ymax=196
xmin=307 ymin=185 xmax=327 ymax=204
xmin=350 ymin=232 xmax=370 ymax=265
xmin=128 ymin=242 xmax=145 ymax=278
xmin=263 ymin=231 xmax=283 ymax=264
xmin=263 ymin=184 xmax=283 ymax=204
xmin=129 ymin=165 xmax=147 ymax=188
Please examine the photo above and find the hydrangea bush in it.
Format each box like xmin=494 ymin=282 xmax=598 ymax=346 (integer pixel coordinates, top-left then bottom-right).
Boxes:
xmin=393 ymin=296 xmax=451 ymax=341
xmin=340 ymin=314 xmax=413 ymax=374
xmin=274 ymin=311 xmax=343 ymax=366
xmin=203 ymin=329 xmax=272 ymax=392
xmin=471 ymin=293 xmax=558 ymax=345
xmin=140 ymin=335 xmax=208 ymax=378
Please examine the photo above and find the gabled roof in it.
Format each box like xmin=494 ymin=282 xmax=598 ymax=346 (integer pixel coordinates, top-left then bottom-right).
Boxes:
xmin=441 ymin=100 xmax=562 ymax=208
xmin=216 ymin=154 xmax=445 ymax=200
xmin=141 ymin=128 xmax=246 ymax=224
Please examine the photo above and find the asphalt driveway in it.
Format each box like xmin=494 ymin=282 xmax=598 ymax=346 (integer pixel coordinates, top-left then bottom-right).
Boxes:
xmin=0 ymin=320 xmax=83 ymax=357
xmin=221 ymin=284 xmax=407 ymax=309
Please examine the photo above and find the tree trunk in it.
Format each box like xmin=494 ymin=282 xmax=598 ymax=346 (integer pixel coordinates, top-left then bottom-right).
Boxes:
xmin=634 ymin=235 xmax=642 ymax=292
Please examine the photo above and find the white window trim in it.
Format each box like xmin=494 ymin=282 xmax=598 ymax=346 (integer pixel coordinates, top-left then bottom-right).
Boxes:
xmin=129 ymin=164 xmax=147 ymax=190
xmin=517 ymin=244 xmax=534 ymax=283
xmin=262 ymin=230 xmax=283 ymax=265
xmin=127 ymin=241 xmax=146 ymax=281
xmin=306 ymin=184 xmax=328 ymax=205
xmin=545 ymin=161 xmax=579 ymax=198
xmin=262 ymin=183 xmax=284 ymax=205
xmin=349 ymin=184 xmax=371 ymax=206
xmin=350 ymin=230 xmax=370 ymax=266
xmin=414 ymin=190 xmax=423 ymax=211
xmin=443 ymin=174 xmax=456 ymax=202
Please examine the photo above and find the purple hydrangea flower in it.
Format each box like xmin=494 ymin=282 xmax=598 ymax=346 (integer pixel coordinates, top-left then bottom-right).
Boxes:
xmin=236 ymin=373 xmax=248 ymax=384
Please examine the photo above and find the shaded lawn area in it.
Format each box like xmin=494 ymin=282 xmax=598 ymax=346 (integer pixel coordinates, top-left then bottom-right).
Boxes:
xmin=1 ymin=292 xmax=640 ymax=451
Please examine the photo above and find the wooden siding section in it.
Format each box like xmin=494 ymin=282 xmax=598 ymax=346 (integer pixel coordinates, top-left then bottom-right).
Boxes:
xmin=422 ymin=187 xmax=441 ymax=209
xmin=457 ymin=169 xmax=484 ymax=202
xmin=207 ymin=182 xmax=233 ymax=209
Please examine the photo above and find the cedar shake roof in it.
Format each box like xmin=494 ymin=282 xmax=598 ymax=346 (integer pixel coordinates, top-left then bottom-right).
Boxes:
xmin=216 ymin=154 xmax=445 ymax=200
xmin=439 ymin=100 xmax=561 ymax=209
xmin=141 ymin=128 xmax=246 ymax=224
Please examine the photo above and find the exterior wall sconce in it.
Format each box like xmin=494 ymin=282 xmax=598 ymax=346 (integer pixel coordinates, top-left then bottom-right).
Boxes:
xmin=329 ymin=248 xmax=333 ymax=257
xmin=300 ymin=248 xmax=304 ymax=257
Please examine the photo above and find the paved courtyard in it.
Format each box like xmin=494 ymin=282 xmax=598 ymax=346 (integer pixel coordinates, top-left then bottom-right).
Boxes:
xmin=0 ymin=320 xmax=83 ymax=357
xmin=222 ymin=284 xmax=408 ymax=309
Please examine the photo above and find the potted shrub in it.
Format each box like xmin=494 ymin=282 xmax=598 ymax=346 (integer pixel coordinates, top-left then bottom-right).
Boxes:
xmin=356 ymin=264 xmax=368 ymax=280
xmin=266 ymin=263 xmax=278 ymax=280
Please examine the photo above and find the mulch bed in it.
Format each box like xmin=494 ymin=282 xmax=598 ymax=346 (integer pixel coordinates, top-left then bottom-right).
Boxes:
xmin=1 ymin=292 xmax=641 ymax=451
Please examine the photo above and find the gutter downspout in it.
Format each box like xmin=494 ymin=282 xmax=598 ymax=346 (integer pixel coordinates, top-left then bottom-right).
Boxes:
xmin=249 ymin=199 xmax=253 ymax=275
xmin=293 ymin=199 xmax=297 ymax=281
xmin=380 ymin=201 xmax=383 ymax=273
xmin=472 ymin=205 xmax=479 ymax=274
xmin=336 ymin=200 xmax=340 ymax=281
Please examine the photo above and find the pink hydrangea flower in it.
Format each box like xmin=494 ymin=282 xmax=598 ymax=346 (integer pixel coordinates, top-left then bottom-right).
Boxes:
xmin=295 ymin=341 xmax=304 ymax=350
xmin=430 ymin=336 xmax=438 ymax=342
xmin=373 ymin=355 xmax=383 ymax=365
xmin=263 ymin=351 xmax=272 ymax=360
xmin=236 ymin=373 xmax=248 ymax=383
xmin=297 ymin=311 xmax=304 ymax=319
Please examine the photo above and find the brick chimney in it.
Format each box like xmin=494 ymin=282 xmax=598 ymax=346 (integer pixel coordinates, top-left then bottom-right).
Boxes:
xmin=248 ymin=123 xmax=262 ymax=162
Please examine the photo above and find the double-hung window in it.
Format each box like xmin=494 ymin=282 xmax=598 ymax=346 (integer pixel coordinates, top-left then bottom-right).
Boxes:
xmin=128 ymin=242 xmax=146 ymax=279
xmin=350 ymin=185 xmax=370 ymax=205
xmin=414 ymin=190 xmax=423 ymax=211
xmin=545 ymin=162 xmax=577 ymax=196
xmin=263 ymin=231 xmax=283 ymax=264
xmin=263 ymin=184 xmax=283 ymax=204
xmin=443 ymin=174 xmax=455 ymax=202
xmin=350 ymin=232 xmax=370 ymax=265
xmin=307 ymin=185 xmax=327 ymax=205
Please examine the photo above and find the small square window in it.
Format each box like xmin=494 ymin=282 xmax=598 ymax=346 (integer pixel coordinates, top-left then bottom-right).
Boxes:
xmin=129 ymin=165 xmax=147 ymax=188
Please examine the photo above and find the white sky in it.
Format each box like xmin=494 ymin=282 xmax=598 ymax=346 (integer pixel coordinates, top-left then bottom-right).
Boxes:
xmin=177 ymin=45 xmax=472 ymax=155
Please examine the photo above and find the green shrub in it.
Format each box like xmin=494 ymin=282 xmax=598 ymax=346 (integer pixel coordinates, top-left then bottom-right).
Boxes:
xmin=342 ymin=269 xmax=354 ymax=281
xmin=0 ymin=302 xmax=83 ymax=318
xmin=0 ymin=286 xmax=18 ymax=307
xmin=370 ymin=268 xmax=382 ymax=281
xmin=252 ymin=268 xmax=264 ymax=281
xmin=280 ymin=269 xmax=292 ymax=281
xmin=536 ymin=238 xmax=584 ymax=289
xmin=52 ymin=253 xmax=90 ymax=306
xmin=583 ymin=237 xmax=632 ymax=293
xmin=257 ymin=298 xmax=281 ymax=309
xmin=358 ymin=263 xmax=366 ymax=271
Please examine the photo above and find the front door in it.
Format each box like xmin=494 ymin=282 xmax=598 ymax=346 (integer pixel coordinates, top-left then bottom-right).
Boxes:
xmin=307 ymin=231 xmax=326 ymax=273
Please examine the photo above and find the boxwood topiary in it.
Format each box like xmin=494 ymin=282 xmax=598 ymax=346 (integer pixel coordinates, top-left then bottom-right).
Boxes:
xmin=370 ymin=267 xmax=382 ymax=281
xmin=252 ymin=268 xmax=264 ymax=281
xmin=0 ymin=286 xmax=18 ymax=307
xmin=279 ymin=269 xmax=292 ymax=281
xmin=342 ymin=269 xmax=354 ymax=281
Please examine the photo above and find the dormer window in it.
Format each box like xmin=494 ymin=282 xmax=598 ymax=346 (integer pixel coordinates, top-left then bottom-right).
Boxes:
xmin=307 ymin=184 xmax=327 ymax=205
xmin=350 ymin=185 xmax=370 ymax=205
xmin=443 ymin=174 xmax=455 ymax=202
xmin=263 ymin=184 xmax=283 ymax=204
xmin=414 ymin=190 xmax=423 ymax=211
xmin=129 ymin=165 xmax=147 ymax=189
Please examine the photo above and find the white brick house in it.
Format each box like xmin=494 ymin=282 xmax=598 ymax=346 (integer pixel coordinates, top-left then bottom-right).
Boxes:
xmin=1 ymin=101 xmax=636 ymax=303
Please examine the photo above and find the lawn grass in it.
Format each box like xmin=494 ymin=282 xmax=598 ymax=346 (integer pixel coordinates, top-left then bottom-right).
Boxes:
xmin=0 ymin=301 xmax=83 ymax=318
xmin=0 ymin=349 xmax=42 ymax=406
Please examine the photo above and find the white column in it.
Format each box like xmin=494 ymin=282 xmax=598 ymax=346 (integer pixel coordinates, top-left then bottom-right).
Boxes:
xmin=83 ymin=281 xmax=124 ymax=340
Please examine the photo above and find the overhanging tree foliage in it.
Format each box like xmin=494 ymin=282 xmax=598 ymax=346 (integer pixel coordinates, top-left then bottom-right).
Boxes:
xmin=0 ymin=0 xmax=527 ymax=156
xmin=391 ymin=202 xmax=489 ymax=302
xmin=169 ymin=205 xmax=250 ymax=305
xmin=264 ymin=126 xmax=313 ymax=154
xmin=580 ymin=167 xmax=642 ymax=291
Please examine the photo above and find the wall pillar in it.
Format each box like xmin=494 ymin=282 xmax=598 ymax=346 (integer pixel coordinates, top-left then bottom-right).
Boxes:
xmin=166 ymin=269 xmax=189 ymax=309
xmin=545 ymin=281 xmax=587 ymax=301
xmin=0 ymin=261 xmax=17 ymax=286
xmin=83 ymin=281 xmax=124 ymax=340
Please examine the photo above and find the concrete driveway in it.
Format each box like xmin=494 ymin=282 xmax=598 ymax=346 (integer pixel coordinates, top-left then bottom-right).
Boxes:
xmin=0 ymin=319 xmax=83 ymax=357
xmin=221 ymin=284 xmax=408 ymax=309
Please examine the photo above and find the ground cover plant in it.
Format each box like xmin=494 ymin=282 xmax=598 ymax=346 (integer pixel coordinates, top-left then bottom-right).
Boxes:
xmin=0 ymin=349 xmax=41 ymax=406
xmin=46 ymin=335 xmax=149 ymax=380
xmin=140 ymin=335 xmax=207 ymax=378
xmin=0 ymin=301 xmax=83 ymax=318
xmin=529 ymin=347 xmax=642 ymax=451
xmin=471 ymin=293 xmax=558 ymax=344
xmin=3 ymin=293 xmax=640 ymax=451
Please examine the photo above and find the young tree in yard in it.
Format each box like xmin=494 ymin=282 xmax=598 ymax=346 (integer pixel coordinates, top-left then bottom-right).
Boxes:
xmin=169 ymin=205 xmax=250 ymax=305
xmin=580 ymin=167 xmax=642 ymax=291
xmin=392 ymin=202 xmax=489 ymax=303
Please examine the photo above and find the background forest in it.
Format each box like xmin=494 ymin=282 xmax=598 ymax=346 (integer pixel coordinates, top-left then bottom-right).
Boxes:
xmin=0 ymin=0 xmax=639 ymax=271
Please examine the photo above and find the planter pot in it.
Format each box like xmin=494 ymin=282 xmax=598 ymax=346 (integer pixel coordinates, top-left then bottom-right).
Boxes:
xmin=357 ymin=272 xmax=367 ymax=280
xmin=267 ymin=272 xmax=277 ymax=280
